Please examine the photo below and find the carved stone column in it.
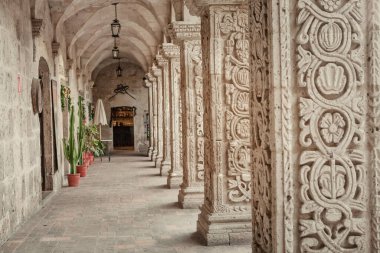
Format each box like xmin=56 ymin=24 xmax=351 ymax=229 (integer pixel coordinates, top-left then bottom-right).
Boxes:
xmin=156 ymin=54 xmax=172 ymax=175
xmin=169 ymin=22 xmax=204 ymax=208
xmin=162 ymin=44 xmax=183 ymax=188
xmin=147 ymin=72 xmax=158 ymax=161
xmin=152 ymin=65 xmax=164 ymax=168
xmin=247 ymin=0 xmax=375 ymax=252
xmin=144 ymin=77 xmax=154 ymax=158
xmin=186 ymin=0 xmax=252 ymax=246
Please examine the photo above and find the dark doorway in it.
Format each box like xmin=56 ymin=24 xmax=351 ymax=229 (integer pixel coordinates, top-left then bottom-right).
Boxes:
xmin=111 ymin=106 xmax=135 ymax=150
xmin=38 ymin=57 xmax=55 ymax=197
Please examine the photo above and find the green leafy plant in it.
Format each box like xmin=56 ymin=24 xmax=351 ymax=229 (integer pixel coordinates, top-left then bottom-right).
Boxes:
xmin=63 ymin=106 xmax=79 ymax=174
xmin=84 ymin=124 xmax=105 ymax=157
xmin=77 ymin=96 xmax=85 ymax=165
xmin=60 ymin=85 xmax=71 ymax=112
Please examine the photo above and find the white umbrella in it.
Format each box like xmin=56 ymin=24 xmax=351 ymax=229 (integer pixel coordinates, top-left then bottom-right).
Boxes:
xmin=94 ymin=99 xmax=108 ymax=139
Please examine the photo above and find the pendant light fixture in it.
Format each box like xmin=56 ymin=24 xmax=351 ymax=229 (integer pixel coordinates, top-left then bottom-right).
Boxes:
xmin=112 ymin=37 xmax=119 ymax=59
xmin=116 ymin=58 xmax=122 ymax=77
xmin=111 ymin=3 xmax=121 ymax=37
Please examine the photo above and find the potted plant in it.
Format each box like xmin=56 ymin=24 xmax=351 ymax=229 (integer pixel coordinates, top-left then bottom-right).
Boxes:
xmin=84 ymin=124 xmax=105 ymax=164
xmin=76 ymin=96 xmax=88 ymax=177
xmin=63 ymin=105 xmax=80 ymax=187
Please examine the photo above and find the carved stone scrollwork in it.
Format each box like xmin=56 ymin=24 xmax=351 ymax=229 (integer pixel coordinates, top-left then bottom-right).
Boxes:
xmin=222 ymin=10 xmax=251 ymax=204
xmin=162 ymin=43 xmax=183 ymax=188
xmin=193 ymin=2 xmax=252 ymax=246
xmin=156 ymin=53 xmax=172 ymax=175
xmin=152 ymin=64 xmax=164 ymax=168
xmin=369 ymin=0 xmax=380 ymax=252
xmin=297 ymin=0 xmax=366 ymax=252
xmin=147 ymin=72 xmax=158 ymax=161
xmin=249 ymin=0 xmax=273 ymax=251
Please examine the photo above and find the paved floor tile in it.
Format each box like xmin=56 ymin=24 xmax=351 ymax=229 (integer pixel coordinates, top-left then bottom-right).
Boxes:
xmin=0 ymin=152 xmax=250 ymax=253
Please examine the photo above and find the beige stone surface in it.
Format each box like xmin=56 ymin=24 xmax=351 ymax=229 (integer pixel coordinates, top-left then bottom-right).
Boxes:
xmin=0 ymin=152 xmax=250 ymax=253
xmin=93 ymin=63 xmax=149 ymax=153
xmin=190 ymin=1 xmax=252 ymax=246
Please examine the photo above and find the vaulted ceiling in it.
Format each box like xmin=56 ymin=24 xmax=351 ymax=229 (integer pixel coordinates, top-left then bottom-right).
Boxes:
xmin=48 ymin=0 xmax=172 ymax=76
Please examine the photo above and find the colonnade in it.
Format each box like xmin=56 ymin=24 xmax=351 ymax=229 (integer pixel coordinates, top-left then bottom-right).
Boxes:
xmin=145 ymin=0 xmax=380 ymax=251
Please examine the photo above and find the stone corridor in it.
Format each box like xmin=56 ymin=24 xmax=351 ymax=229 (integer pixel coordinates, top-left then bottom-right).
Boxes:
xmin=0 ymin=152 xmax=250 ymax=253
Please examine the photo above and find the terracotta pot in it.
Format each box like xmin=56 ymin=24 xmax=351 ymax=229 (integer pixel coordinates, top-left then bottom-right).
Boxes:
xmin=76 ymin=165 xmax=88 ymax=177
xmin=67 ymin=174 xmax=80 ymax=187
xmin=84 ymin=159 xmax=90 ymax=169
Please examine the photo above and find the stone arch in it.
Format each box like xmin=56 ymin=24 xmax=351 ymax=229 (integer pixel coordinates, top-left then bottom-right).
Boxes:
xmin=38 ymin=57 xmax=55 ymax=193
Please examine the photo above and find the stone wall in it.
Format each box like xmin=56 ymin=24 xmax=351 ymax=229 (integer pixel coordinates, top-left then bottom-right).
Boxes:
xmin=93 ymin=63 xmax=149 ymax=153
xmin=0 ymin=0 xmax=65 ymax=245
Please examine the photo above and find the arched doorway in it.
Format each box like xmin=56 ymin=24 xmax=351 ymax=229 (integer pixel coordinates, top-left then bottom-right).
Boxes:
xmin=111 ymin=106 xmax=136 ymax=150
xmin=38 ymin=57 xmax=56 ymax=196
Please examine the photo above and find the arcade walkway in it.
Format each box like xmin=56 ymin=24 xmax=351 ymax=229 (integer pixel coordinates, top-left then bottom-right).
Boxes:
xmin=0 ymin=152 xmax=250 ymax=253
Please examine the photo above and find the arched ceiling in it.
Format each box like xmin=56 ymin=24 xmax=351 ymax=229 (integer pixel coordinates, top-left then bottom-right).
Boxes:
xmin=49 ymin=0 xmax=171 ymax=76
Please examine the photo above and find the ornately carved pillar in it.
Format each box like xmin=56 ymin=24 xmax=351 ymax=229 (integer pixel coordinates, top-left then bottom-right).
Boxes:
xmin=370 ymin=1 xmax=380 ymax=251
xmin=144 ymin=77 xmax=154 ymax=158
xmin=169 ymin=22 xmax=205 ymax=208
xmin=152 ymin=65 xmax=164 ymax=168
xmin=248 ymin=0 xmax=375 ymax=252
xmin=162 ymin=43 xmax=183 ymax=188
xmin=156 ymin=54 xmax=172 ymax=175
xmin=187 ymin=0 xmax=252 ymax=246
xmin=147 ymin=72 xmax=158 ymax=161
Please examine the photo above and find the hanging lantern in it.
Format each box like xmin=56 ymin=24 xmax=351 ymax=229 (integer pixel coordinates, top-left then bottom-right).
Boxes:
xmin=116 ymin=59 xmax=122 ymax=77
xmin=112 ymin=38 xmax=119 ymax=59
xmin=111 ymin=3 xmax=121 ymax=37
xmin=112 ymin=47 xmax=119 ymax=59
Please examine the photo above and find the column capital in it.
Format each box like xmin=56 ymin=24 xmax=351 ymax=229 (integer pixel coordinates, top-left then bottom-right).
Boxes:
xmin=151 ymin=64 xmax=162 ymax=77
xmin=168 ymin=22 xmax=201 ymax=42
xmin=52 ymin=41 xmax=60 ymax=56
xmin=144 ymin=78 xmax=152 ymax=88
xmin=65 ymin=58 xmax=73 ymax=71
xmin=155 ymin=54 xmax=169 ymax=67
xmin=186 ymin=0 xmax=247 ymax=16
xmin=31 ymin=18 xmax=43 ymax=38
xmin=88 ymin=80 xmax=95 ymax=88
xmin=161 ymin=43 xmax=180 ymax=59
xmin=147 ymin=72 xmax=156 ymax=83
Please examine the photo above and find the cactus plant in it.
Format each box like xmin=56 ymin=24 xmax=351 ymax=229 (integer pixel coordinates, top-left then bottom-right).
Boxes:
xmin=77 ymin=96 xmax=85 ymax=165
xmin=63 ymin=105 xmax=78 ymax=174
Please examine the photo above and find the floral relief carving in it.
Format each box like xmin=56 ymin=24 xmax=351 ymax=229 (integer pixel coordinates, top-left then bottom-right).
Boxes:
xmin=368 ymin=0 xmax=380 ymax=251
xmin=297 ymin=0 xmax=366 ymax=251
xmin=249 ymin=0 xmax=272 ymax=251
xmin=319 ymin=112 xmax=346 ymax=144
xmin=189 ymin=42 xmax=205 ymax=181
xmin=220 ymin=8 xmax=251 ymax=204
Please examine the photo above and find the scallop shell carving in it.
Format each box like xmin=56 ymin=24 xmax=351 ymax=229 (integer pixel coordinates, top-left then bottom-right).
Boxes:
xmin=316 ymin=63 xmax=347 ymax=96
xmin=319 ymin=23 xmax=342 ymax=52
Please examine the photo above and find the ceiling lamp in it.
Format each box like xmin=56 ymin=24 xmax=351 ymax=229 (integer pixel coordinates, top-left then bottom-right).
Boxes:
xmin=111 ymin=3 xmax=121 ymax=37
xmin=116 ymin=58 xmax=122 ymax=77
xmin=112 ymin=37 xmax=119 ymax=59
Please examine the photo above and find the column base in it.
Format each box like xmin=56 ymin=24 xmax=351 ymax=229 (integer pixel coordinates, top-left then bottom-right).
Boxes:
xmin=151 ymin=150 xmax=158 ymax=161
xmin=147 ymin=147 xmax=153 ymax=158
xmin=155 ymin=156 xmax=163 ymax=168
xmin=197 ymin=205 xmax=252 ymax=246
xmin=167 ymin=172 xmax=182 ymax=189
xmin=160 ymin=160 xmax=171 ymax=176
xmin=178 ymin=186 xmax=204 ymax=209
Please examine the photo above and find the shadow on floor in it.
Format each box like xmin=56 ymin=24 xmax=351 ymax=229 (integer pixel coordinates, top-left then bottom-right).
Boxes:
xmin=158 ymin=202 xmax=180 ymax=210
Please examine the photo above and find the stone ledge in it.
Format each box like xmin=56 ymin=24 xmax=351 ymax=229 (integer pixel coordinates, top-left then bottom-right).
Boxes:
xmin=196 ymin=206 xmax=252 ymax=246
xmin=167 ymin=173 xmax=182 ymax=189
xmin=160 ymin=161 xmax=171 ymax=176
xmin=178 ymin=188 xmax=204 ymax=209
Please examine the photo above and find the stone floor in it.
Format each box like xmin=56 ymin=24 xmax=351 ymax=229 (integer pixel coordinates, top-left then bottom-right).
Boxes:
xmin=0 ymin=152 xmax=250 ymax=253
